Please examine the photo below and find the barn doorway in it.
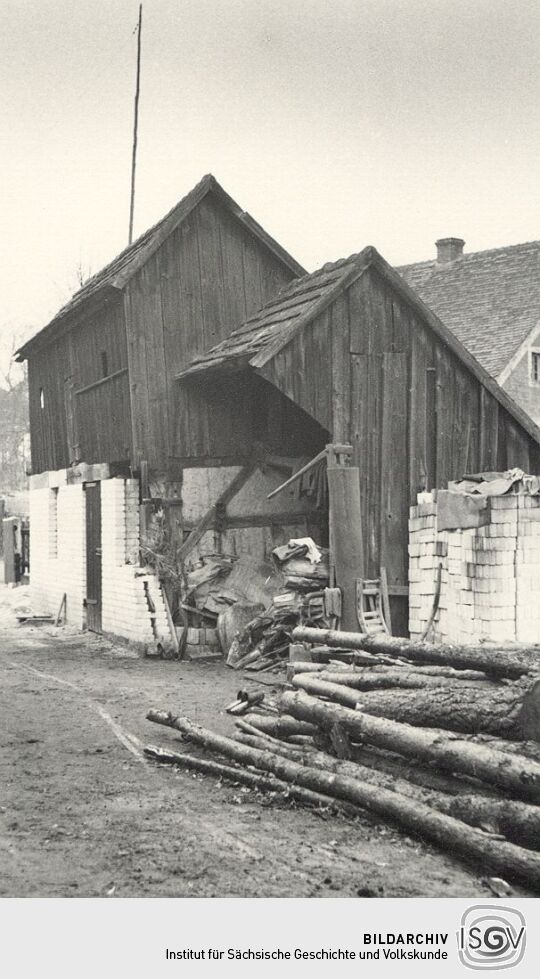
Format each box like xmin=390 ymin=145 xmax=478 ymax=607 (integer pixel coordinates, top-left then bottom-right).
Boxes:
xmin=85 ymin=481 xmax=102 ymax=632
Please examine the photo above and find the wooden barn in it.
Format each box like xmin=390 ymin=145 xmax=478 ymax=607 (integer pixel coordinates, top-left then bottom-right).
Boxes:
xmin=17 ymin=175 xmax=315 ymax=643
xmin=17 ymin=173 xmax=304 ymax=476
xmin=179 ymin=246 xmax=540 ymax=633
xmin=17 ymin=172 xmax=540 ymax=644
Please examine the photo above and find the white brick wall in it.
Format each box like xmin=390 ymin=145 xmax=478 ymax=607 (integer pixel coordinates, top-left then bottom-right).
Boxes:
xmin=30 ymin=482 xmax=86 ymax=628
xmin=409 ymin=491 xmax=540 ymax=643
xmin=29 ymin=474 xmax=173 ymax=646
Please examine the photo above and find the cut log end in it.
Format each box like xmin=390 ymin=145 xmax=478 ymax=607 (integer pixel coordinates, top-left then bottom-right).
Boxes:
xmin=520 ymin=680 xmax=540 ymax=742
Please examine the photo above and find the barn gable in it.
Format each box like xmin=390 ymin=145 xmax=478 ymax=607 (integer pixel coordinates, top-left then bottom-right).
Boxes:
xmin=19 ymin=176 xmax=304 ymax=474
xmin=178 ymin=245 xmax=540 ymax=621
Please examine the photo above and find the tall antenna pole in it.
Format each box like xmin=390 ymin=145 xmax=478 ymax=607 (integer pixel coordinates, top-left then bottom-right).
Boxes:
xmin=128 ymin=4 xmax=142 ymax=245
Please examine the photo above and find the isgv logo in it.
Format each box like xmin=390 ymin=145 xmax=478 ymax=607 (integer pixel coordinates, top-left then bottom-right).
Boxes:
xmin=457 ymin=906 xmax=526 ymax=970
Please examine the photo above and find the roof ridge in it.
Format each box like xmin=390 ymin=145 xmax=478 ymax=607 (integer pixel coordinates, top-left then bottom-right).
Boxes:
xmin=399 ymin=237 xmax=540 ymax=271
xmin=224 ymin=250 xmax=367 ymax=323
xmin=302 ymin=251 xmax=366 ymax=279
xmin=17 ymin=174 xmax=305 ymax=359
xmin=63 ymin=174 xmax=216 ymax=304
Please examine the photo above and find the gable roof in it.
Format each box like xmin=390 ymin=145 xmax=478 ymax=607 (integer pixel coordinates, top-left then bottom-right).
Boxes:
xmin=178 ymin=245 xmax=540 ymax=447
xmin=16 ymin=174 xmax=305 ymax=360
xmin=398 ymin=240 xmax=540 ymax=379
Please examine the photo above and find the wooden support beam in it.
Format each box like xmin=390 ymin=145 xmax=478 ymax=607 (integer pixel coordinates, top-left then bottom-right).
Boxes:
xmin=140 ymin=459 xmax=149 ymax=501
xmin=267 ymin=443 xmax=353 ymax=501
xmin=180 ymin=509 xmax=315 ymax=530
xmin=327 ymin=465 xmax=364 ymax=631
xmin=74 ymin=367 xmax=128 ymax=398
xmin=177 ymin=462 xmax=257 ymax=564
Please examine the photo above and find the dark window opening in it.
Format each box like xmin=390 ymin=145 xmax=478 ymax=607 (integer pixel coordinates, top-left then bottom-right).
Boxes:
xmin=100 ymin=350 xmax=109 ymax=378
xmin=532 ymin=351 xmax=540 ymax=384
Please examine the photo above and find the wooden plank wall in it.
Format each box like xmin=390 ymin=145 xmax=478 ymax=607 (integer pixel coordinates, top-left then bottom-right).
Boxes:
xmin=125 ymin=193 xmax=297 ymax=469
xmin=345 ymin=266 xmax=538 ymax=594
xmin=28 ymin=298 xmax=131 ymax=472
xmin=259 ymin=308 xmax=335 ymax=435
xmin=28 ymin=342 xmax=71 ymax=473
xmin=75 ymin=371 xmax=131 ymax=464
xmin=172 ymin=373 xmax=329 ymax=464
xmin=256 ymin=265 xmax=540 ymax=627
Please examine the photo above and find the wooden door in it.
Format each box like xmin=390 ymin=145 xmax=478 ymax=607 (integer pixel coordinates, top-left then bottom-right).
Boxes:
xmin=85 ymin=482 xmax=102 ymax=632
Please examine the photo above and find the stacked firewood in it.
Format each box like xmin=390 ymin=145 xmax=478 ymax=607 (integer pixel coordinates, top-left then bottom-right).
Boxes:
xmin=225 ymin=541 xmax=331 ymax=672
xmin=145 ymin=630 xmax=540 ymax=891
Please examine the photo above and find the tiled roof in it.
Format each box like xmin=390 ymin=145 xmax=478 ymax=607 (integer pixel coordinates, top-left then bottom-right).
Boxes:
xmin=17 ymin=174 xmax=305 ymax=359
xmin=399 ymin=241 xmax=540 ymax=378
xmin=177 ymin=250 xmax=370 ymax=377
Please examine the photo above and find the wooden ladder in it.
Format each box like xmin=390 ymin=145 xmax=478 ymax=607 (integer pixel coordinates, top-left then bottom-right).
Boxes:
xmin=355 ymin=568 xmax=392 ymax=636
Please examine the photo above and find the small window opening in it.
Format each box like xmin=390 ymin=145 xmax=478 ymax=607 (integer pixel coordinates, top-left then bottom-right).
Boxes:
xmin=532 ymin=351 xmax=540 ymax=384
xmin=100 ymin=350 xmax=109 ymax=378
xmin=39 ymin=387 xmax=45 ymax=409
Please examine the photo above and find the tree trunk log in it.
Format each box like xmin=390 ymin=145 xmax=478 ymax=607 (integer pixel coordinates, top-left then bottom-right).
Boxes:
xmin=235 ymin=733 xmax=540 ymax=850
xmin=522 ymin=680 xmax=540 ymax=742
xmin=146 ymin=710 xmax=540 ymax=890
xmin=310 ymin=647 xmax=394 ymax=666
xmin=305 ymin=670 xmax=492 ymax=691
xmin=144 ymin=744 xmax=355 ymax=814
xmin=292 ymin=627 xmax=540 ymax=680
xmin=237 ymin=713 xmax=318 ymax=738
xmin=287 ymin=662 xmax=352 ymax=677
xmin=469 ymin=734 xmax=540 ymax=764
xmin=347 ymin=742 xmax=504 ymax=796
xmin=280 ymin=690 xmax=540 ymax=803
xmin=286 ymin=662 xmax=488 ymax=681
xmin=290 ymin=675 xmax=533 ymax=740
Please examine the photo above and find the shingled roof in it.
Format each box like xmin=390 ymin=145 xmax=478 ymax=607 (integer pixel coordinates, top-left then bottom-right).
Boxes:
xmin=178 ymin=245 xmax=540 ymax=447
xmin=399 ymin=240 xmax=540 ymax=379
xmin=17 ymin=174 xmax=305 ymax=360
xmin=177 ymin=251 xmax=370 ymax=377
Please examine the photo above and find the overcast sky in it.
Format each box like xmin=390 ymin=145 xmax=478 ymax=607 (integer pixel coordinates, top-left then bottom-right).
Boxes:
xmin=2 ymin=0 xmax=540 ymax=341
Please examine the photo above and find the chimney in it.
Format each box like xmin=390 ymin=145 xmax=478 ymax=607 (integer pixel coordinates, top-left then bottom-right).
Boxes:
xmin=435 ymin=237 xmax=465 ymax=264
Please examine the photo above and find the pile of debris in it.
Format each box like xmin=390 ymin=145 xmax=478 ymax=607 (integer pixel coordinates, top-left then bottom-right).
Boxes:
xmin=146 ymin=628 xmax=540 ymax=892
xmin=177 ymin=537 xmax=330 ymax=664
xmin=225 ymin=538 xmax=333 ymax=671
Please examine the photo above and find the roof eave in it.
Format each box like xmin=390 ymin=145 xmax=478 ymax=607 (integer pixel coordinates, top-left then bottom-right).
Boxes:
xmin=15 ymin=283 xmax=123 ymax=361
xmin=175 ymin=354 xmax=251 ymax=381
xmin=249 ymin=248 xmax=375 ymax=370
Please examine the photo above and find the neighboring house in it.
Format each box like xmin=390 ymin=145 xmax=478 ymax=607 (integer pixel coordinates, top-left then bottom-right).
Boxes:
xmin=399 ymin=237 xmax=540 ymax=426
xmin=180 ymin=246 xmax=540 ymax=634
xmin=15 ymin=175 xmax=305 ymax=643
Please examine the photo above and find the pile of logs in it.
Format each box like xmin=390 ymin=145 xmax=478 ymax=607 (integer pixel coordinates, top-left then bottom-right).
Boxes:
xmin=226 ymin=606 xmax=301 ymax=672
xmin=146 ymin=629 xmax=540 ymax=891
xmin=290 ymin=627 xmax=540 ymax=742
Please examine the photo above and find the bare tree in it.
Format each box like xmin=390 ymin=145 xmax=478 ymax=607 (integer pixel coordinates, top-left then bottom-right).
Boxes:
xmin=0 ymin=327 xmax=30 ymax=491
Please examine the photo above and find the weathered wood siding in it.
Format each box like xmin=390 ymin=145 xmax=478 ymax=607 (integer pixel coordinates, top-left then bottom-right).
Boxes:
xmin=173 ymin=373 xmax=328 ymax=465
xmin=126 ymin=193 xmax=297 ymax=469
xmin=349 ymin=267 xmax=539 ymax=586
xmin=259 ymin=308 xmax=334 ymax=433
xmin=256 ymin=265 xmax=540 ymax=601
xmin=28 ymin=299 xmax=131 ymax=473
xmin=28 ymin=339 xmax=72 ymax=473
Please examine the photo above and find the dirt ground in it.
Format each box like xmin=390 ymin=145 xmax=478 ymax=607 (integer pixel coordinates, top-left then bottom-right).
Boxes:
xmin=0 ymin=587 xmax=532 ymax=899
